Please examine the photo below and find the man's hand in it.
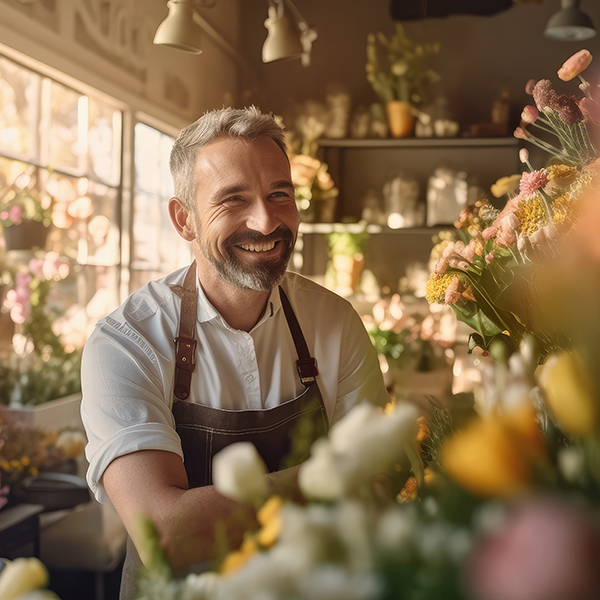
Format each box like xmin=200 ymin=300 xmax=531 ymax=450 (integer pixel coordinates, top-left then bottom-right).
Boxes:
xmin=103 ymin=450 xmax=258 ymax=569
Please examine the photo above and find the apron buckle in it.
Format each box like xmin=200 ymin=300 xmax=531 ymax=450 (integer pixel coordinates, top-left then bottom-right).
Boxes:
xmin=297 ymin=358 xmax=318 ymax=385
xmin=175 ymin=336 xmax=197 ymax=372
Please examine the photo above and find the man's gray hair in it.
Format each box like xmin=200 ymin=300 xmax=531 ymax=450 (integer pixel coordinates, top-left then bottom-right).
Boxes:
xmin=170 ymin=106 xmax=288 ymax=213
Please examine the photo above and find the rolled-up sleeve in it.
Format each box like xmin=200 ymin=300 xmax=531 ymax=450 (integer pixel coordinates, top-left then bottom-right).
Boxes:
xmin=81 ymin=319 xmax=182 ymax=504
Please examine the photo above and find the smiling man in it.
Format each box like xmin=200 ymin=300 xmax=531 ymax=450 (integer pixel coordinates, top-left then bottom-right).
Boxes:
xmin=80 ymin=106 xmax=389 ymax=599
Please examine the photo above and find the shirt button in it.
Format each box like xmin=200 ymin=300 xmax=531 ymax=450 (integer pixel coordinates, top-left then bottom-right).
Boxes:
xmin=245 ymin=374 xmax=255 ymax=382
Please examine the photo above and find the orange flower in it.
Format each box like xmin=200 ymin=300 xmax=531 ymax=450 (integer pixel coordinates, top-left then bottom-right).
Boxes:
xmin=557 ymin=49 xmax=593 ymax=82
xmin=441 ymin=404 xmax=545 ymax=498
xmin=397 ymin=476 xmax=418 ymax=502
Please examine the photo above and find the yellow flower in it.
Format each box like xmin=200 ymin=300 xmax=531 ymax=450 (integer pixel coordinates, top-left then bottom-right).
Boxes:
xmin=491 ymin=174 xmax=522 ymax=198
xmin=256 ymin=495 xmax=283 ymax=548
xmin=425 ymin=273 xmax=455 ymax=304
xmin=441 ymin=404 xmax=545 ymax=497
xmin=219 ymin=537 xmax=258 ymax=575
xmin=538 ymin=351 xmax=598 ymax=436
xmin=546 ymin=164 xmax=577 ymax=182
xmin=515 ymin=194 xmax=548 ymax=236
xmin=551 ymin=195 xmax=578 ymax=231
xmin=0 ymin=557 xmax=49 ymax=599
xmin=20 ymin=456 xmax=30 ymax=467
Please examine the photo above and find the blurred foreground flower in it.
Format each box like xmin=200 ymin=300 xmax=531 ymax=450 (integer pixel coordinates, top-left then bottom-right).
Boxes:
xmin=299 ymin=401 xmax=420 ymax=501
xmin=538 ymin=351 xmax=599 ymax=437
xmin=464 ymin=497 xmax=600 ymax=600
xmin=212 ymin=442 xmax=268 ymax=507
xmin=441 ymin=404 xmax=545 ymax=497
xmin=0 ymin=557 xmax=57 ymax=600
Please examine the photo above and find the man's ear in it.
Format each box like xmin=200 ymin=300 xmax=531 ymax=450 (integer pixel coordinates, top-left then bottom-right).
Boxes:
xmin=168 ymin=197 xmax=196 ymax=242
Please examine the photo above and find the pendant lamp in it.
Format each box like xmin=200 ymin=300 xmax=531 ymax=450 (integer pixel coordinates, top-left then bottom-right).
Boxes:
xmin=545 ymin=0 xmax=596 ymax=41
xmin=154 ymin=0 xmax=203 ymax=54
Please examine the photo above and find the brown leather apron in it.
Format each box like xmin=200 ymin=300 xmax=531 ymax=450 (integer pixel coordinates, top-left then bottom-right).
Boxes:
xmin=119 ymin=263 xmax=328 ymax=599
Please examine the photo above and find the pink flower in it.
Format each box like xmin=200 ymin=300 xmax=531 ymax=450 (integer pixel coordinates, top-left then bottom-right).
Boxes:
xmin=557 ymin=49 xmax=593 ymax=82
xmin=483 ymin=195 xmax=523 ymax=241
xmin=0 ymin=211 xmax=8 ymax=221
xmin=580 ymin=97 xmax=600 ymax=124
xmin=533 ymin=79 xmax=558 ymax=112
xmin=525 ymin=79 xmax=537 ymax=95
xmin=554 ymin=94 xmax=584 ymax=125
xmin=519 ymin=148 xmax=530 ymax=164
xmin=8 ymin=205 xmax=22 ymax=225
xmin=521 ymin=106 xmax=539 ymax=125
xmin=445 ymin=276 xmax=461 ymax=304
xmin=28 ymin=258 xmax=46 ymax=280
xmin=495 ymin=214 xmax=520 ymax=247
xmin=463 ymin=497 xmax=600 ymax=600
xmin=519 ymin=170 xmax=548 ymax=195
xmin=514 ymin=126 xmax=531 ymax=141
xmin=485 ymin=253 xmax=494 ymax=263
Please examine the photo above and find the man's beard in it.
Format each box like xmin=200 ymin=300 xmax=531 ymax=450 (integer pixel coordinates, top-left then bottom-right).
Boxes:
xmin=196 ymin=223 xmax=295 ymax=291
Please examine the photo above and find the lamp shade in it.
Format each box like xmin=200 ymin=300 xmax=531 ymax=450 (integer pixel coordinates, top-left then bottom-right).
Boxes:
xmin=154 ymin=0 xmax=203 ymax=54
xmin=545 ymin=0 xmax=596 ymax=41
xmin=262 ymin=4 xmax=303 ymax=63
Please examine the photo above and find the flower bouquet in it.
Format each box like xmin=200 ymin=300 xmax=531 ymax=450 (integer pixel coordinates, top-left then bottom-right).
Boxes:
xmin=425 ymin=49 xmax=600 ymax=361
xmin=0 ymin=171 xmax=53 ymax=251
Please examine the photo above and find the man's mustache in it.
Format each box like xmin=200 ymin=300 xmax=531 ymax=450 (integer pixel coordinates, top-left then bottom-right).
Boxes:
xmin=225 ymin=226 xmax=294 ymax=247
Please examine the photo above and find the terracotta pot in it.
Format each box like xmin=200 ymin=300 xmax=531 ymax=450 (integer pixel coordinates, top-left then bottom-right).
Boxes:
xmin=2 ymin=220 xmax=50 ymax=251
xmin=386 ymin=101 xmax=415 ymax=138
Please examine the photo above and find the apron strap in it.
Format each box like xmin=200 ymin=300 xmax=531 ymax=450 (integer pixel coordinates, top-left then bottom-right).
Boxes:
xmin=279 ymin=286 xmax=319 ymax=386
xmin=169 ymin=262 xmax=198 ymax=400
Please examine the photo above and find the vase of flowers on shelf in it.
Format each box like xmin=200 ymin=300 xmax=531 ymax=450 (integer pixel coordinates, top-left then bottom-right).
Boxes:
xmin=1 ymin=177 xmax=53 ymax=252
xmin=366 ymin=23 xmax=440 ymax=138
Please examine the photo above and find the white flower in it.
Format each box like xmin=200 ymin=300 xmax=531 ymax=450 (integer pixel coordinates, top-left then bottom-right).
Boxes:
xmin=182 ymin=571 xmax=220 ymax=600
xmin=212 ymin=442 xmax=267 ymax=505
xmin=374 ymin=505 xmax=416 ymax=553
xmin=298 ymin=437 xmax=344 ymax=501
xmin=299 ymin=401 xmax=420 ymax=499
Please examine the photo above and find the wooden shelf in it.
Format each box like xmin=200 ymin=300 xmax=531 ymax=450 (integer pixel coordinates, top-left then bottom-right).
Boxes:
xmin=317 ymin=137 xmax=519 ymax=149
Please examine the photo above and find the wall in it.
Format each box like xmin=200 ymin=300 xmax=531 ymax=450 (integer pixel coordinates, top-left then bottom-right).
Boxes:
xmin=0 ymin=0 xmax=244 ymax=130
xmin=239 ymin=0 xmax=600 ymax=131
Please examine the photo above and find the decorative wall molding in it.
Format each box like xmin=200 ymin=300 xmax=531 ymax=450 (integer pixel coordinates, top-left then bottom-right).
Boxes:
xmin=74 ymin=0 xmax=152 ymax=81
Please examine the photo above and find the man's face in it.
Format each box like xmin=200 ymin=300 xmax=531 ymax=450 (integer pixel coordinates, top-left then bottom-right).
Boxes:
xmin=191 ymin=136 xmax=300 ymax=291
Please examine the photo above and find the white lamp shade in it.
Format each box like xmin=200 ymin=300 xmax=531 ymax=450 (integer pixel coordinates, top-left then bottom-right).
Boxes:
xmin=262 ymin=9 xmax=303 ymax=63
xmin=154 ymin=1 xmax=203 ymax=54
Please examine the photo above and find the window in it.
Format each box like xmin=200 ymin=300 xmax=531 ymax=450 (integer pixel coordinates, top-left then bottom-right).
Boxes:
xmin=0 ymin=53 xmax=186 ymax=359
xmin=130 ymin=123 xmax=191 ymax=292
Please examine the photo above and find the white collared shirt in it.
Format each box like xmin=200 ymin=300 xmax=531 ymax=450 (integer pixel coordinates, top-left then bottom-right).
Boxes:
xmin=81 ymin=267 xmax=390 ymax=503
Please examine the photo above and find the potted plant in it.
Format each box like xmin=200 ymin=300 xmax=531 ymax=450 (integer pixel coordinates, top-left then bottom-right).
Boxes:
xmin=366 ymin=23 xmax=440 ymax=137
xmin=0 ymin=178 xmax=53 ymax=251
xmin=1 ymin=252 xmax=83 ymax=419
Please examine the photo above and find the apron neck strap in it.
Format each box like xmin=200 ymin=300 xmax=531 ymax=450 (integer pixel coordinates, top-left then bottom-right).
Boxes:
xmin=279 ymin=286 xmax=319 ymax=386
xmin=169 ymin=262 xmax=198 ymax=400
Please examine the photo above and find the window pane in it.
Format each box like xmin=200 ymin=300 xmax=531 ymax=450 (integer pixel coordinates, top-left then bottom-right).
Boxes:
xmin=0 ymin=57 xmax=40 ymax=160
xmin=47 ymin=81 xmax=84 ymax=173
xmin=132 ymin=123 xmax=191 ymax=286
xmin=88 ymin=97 xmax=121 ymax=186
xmin=45 ymin=172 xmax=120 ymax=266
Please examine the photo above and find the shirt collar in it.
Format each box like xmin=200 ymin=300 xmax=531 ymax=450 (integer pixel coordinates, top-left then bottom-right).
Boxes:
xmin=195 ymin=279 xmax=283 ymax=329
